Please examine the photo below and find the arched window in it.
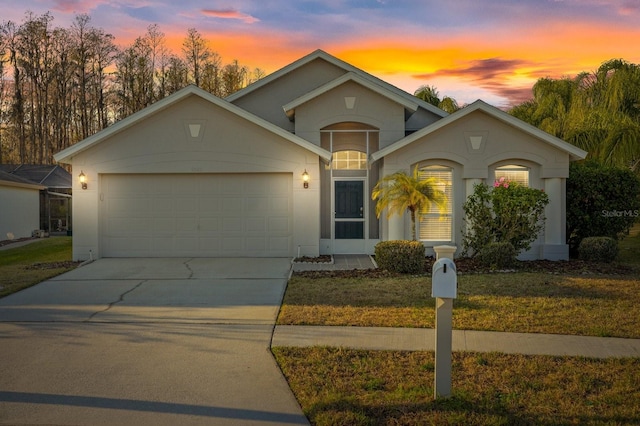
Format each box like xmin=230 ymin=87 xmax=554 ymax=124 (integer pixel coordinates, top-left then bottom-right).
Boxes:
xmin=418 ymin=165 xmax=452 ymax=242
xmin=495 ymin=164 xmax=529 ymax=186
xmin=333 ymin=150 xmax=367 ymax=170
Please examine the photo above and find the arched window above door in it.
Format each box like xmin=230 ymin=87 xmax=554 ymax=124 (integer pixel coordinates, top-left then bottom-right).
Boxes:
xmin=333 ymin=150 xmax=367 ymax=170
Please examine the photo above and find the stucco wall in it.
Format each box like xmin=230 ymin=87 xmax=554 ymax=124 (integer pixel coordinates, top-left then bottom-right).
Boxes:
xmin=68 ymin=95 xmax=321 ymax=260
xmin=0 ymin=185 xmax=41 ymax=239
xmin=230 ymin=59 xmax=347 ymax=132
xmin=379 ymin=109 xmax=572 ymax=260
xmin=293 ymin=81 xmax=407 ymax=148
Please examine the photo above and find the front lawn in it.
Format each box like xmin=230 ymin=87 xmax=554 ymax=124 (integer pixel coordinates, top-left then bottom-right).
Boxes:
xmin=0 ymin=237 xmax=77 ymax=297
xmin=274 ymin=347 xmax=640 ymax=425
xmin=279 ymin=272 xmax=640 ymax=338
xmin=275 ymin=233 xmax=640 ymax=424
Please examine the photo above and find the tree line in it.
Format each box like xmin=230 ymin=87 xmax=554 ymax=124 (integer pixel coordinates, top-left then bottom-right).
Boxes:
xmin=0 ymin=12 xmax=265 ymax=164
xmin=415 ymin=60 xmax=640 ymax=173
xmin=509 ymin=59 xmax=640 ymax=173
xmin=2 ymin=11 xmax=638 ymax=171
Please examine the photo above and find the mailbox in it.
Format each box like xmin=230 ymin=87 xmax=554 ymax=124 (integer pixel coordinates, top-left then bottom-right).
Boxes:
xmin=432 ymin=258 xmax=457 ymax=298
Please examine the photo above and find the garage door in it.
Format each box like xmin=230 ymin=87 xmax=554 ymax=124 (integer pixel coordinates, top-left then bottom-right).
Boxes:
xmin=101 ymin=174 xmax=292 ymax=257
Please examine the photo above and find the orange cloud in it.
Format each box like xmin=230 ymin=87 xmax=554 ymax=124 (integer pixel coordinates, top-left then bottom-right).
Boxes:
xmin=201 ymin=9 xmax=259 ymax=24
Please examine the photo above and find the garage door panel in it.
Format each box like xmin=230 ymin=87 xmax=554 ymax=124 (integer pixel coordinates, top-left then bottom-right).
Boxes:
xmin=108 ymin=218 xmax=151 ymax=236
xmin=269 ymin=217 xmax=290 ymax=233
xmin=246 ymin=218 xmax=266 ymax=233
xmin=101 ymin=174 xmax=292 ymax=257
xmin=270 ymin=236 xmax=291 ymax=252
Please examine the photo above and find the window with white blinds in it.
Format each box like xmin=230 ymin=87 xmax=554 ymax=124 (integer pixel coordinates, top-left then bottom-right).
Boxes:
xmin=418 ymin=166 xmax=452 ymax=241
xmin=495 ymin=165 xmax=529 ymax=186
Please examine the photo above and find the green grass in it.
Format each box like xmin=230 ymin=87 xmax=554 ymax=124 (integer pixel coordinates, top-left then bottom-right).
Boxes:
xmin=274 ymin=347 xmax=640 ymax=425
xmin=278 ymin=228 xmax=640 ymax=338
xmin=619 ymin=223 xmax=640 ymax=265
xmin=278 ymin=272 xmax=640 ymax=338
xmin=275 ymin=232 xmax=640 ymax=424
xmin=0 ymin=237 xmax=76 ymax=297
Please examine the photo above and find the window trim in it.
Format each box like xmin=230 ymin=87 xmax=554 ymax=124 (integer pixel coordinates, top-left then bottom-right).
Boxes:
xmin=417 ymin=165 xmax=453 ymax=242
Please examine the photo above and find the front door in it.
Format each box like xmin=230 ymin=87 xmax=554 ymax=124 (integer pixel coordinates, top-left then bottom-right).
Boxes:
xmin=334 ymin=180 xmax=365 ymax=252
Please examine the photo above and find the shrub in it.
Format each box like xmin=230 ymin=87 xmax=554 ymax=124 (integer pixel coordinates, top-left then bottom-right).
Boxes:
xmin=578 ymin=236 xmax=619 ymax=262
xmin=476 ymin=241 xmax=517 ymax=269
xmin=374 ymin=240 xmax=425 ymax=274
xmin=462 ymin=181 xmax=549 ymax=256
xmin=567 ymin=161 xmax=640 ymax=255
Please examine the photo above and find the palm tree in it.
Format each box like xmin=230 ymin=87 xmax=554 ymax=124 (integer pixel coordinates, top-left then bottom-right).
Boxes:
xmin=372 ymin=166 xmax=448 ymax=240
xmin=414 ymin=85 xmax=460 ymax=113
xmin=509 ymin=59 xmax=640 ymax=172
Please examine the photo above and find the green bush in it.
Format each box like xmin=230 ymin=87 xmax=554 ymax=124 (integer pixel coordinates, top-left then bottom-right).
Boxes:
xmin=374 ymin=240 xmax=425 ymax=274
xmin=578 ymin=236 xmax=619 ymax=262
xmin=462 ymin=181 xmax=549 ymax=256
xmin=476 ymin=241 xmax=517 ymax=269
xmin=567 ymin=161 xmax=640 ymax=255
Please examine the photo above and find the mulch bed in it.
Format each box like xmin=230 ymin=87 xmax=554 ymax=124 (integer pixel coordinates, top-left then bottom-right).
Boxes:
xmin=24 ymin=261 xmax=82 ymax=270
xmin=294 ymin=256 xmax=639 ymax=278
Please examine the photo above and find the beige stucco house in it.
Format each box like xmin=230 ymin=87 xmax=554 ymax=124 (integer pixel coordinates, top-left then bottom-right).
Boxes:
xmin=54 ymin=50 xmax=586 ymax=261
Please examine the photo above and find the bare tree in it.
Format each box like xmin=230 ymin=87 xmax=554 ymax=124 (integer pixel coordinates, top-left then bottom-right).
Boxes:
xmin=182 ymin=28 xmax=211 ymax=87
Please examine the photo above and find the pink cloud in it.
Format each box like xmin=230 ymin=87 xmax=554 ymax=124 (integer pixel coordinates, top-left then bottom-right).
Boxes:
xmin=51 ymin=0 xmax=107 ymax=13
xmin=201 ymin=9 xmax=260 ymax=24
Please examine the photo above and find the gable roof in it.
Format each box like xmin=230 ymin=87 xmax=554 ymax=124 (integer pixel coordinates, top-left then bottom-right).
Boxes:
xmin=0 ymin=164 xmax=71 ymax=189
xmin=282 ymin=72 xmax=420 ymax=120
xmin=371 ymin=100 xmax=588 ymax=162
xmin=227 ymin=49 xmax=448 ymax=119
xmin=54 ymin=85 xmax=332 ymax=164
xmin=0 ymin=169 xmax=46 ymax=190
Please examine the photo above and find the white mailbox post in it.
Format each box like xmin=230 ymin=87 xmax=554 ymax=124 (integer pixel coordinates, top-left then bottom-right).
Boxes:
xmin=432 ymin=257 xmax=457 ymax=398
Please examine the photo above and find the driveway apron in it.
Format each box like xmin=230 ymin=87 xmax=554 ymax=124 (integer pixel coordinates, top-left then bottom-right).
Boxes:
xmin=0 ymin=258 xmax=309 ymax=426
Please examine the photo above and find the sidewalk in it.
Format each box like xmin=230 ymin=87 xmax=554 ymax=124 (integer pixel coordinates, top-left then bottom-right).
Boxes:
xmin=272 ymin=325 xmax=640 ymax=358
xmin=283 ymin=255 xmax=640 ymax=358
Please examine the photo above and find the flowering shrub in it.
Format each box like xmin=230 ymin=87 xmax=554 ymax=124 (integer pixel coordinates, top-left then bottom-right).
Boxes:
xmin=493 ymin=176 xmax=509 ymax=188
xmin=462 ymin=180 xmax=549 ymax=257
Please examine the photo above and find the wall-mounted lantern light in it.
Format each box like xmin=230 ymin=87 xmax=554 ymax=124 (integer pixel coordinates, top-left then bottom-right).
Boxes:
xmin=302 ymin=170 xmax=309 ymax=188
xmin=79 ymin=171 xmax=87 ymax=190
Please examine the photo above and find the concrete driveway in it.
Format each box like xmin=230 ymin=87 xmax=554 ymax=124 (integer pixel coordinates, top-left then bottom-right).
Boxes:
xmin=0 ymin=258 xmax=309 ymax=426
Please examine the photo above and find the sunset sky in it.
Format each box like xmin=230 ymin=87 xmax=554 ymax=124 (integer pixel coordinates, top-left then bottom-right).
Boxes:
xmin=5 ymin=0 xmax=640 ymax=107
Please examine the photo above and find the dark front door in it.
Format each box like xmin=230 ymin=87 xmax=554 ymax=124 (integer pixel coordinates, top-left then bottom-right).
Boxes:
xmin=334 ymin=180 xmax=364 ymax=239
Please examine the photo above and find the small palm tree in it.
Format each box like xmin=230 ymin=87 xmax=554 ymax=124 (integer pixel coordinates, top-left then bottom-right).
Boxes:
xmin=372 ymin=166 xmax=448 ymax=240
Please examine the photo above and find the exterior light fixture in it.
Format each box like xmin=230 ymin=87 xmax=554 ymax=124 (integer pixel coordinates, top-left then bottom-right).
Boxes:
xmin=79 ymin=171 xmax=87 ymax=190
xmin=302 ymin=170 xmax=309 ymax=188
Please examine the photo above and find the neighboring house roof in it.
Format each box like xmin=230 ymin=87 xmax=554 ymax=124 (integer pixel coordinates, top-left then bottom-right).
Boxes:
xmin=283 ymin=72 xmax=420 ymax=120
xmin=54 ymin=85 xmax=332 ymax=164
xmin=227 ymin=49 xmax=448 ymax=119
xmin=0 ymin=164 xmax=71 ymax=189
xmin=372 ymin=100 xmax=589 ymax=162
xmin=0 ymin=169 xmax=46 ymax=190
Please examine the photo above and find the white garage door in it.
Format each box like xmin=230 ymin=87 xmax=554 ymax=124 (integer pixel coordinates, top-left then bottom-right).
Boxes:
xmin=101 ymin=173 xmax=292 ymax=257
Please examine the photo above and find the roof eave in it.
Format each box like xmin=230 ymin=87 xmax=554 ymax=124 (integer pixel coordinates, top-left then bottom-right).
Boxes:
xmin=282 ymin=72 xmax=419 ymax=120
xmin=372 ymin=100 xmax=588 ymax=162
xmin=54 ymin=85 xmax=331 ymax=164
